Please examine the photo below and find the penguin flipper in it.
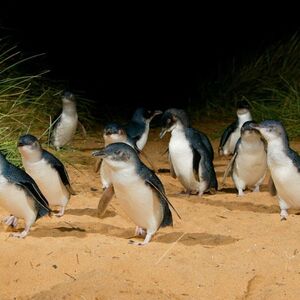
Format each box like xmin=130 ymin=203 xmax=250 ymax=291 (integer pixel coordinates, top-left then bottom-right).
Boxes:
xmin=42 ymin=150 xmax=76 ymax=195
xmin=6 ymin=164 xmax=51 ymax=213
xmin=94 ymin=158 xmax=102 ymax=173
xmin=189 ymin=130 xmax=218 ymax=191
xmin=97 ymin=185 xmax=114 ymax=218
xmin=219 ymin=121 xmax=237 ymax=154
xmin=143 ymin=169 xmax=181 ymax=221
xmin=17 ymin=181 xmax=52 ymax=217
xmin=49 ymin=113 xmax=62 ymax=144
xmin=190 ymin=128 xmax=214 ymax=161
xmin=221 ymin=152 xmax=238 ymax=187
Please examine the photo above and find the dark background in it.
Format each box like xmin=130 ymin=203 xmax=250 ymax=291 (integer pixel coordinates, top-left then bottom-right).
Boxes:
xmin=0 ymin=3 xmax=299 ymax=116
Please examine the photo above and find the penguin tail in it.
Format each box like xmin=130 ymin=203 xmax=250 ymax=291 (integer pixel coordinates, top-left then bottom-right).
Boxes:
xmin=37 ymin=206 xmax=52 ymax=220
xmin=161 ymin=206 xmax=173 ymax=228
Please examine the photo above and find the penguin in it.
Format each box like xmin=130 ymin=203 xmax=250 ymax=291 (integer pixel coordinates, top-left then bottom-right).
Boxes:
xmin=96 ymin=122 xmax=157 ymax=189
xmin=18 ymin=134 xmax=75 ymax=217
xmin=250 ymin=120 xmax=300 ymax=220
xmin=219 ymin=100 xmax=252 ymax=156
xmin=95 ymin=123 xmax=137 ymax=190
xmin=103 ymin=123 xmax=136 ymax=148
xmin=0 ymin=152 xmax=51 ymax=238
xmin=50 ymin=91 xmax=84 ymax=150
xmin=95 ymin=123 xmax=157 ymax=215
xmin=92 ymin=142 xmax=180 ymax=245
xmin=124 ymin=107 xmax=162 ymax=151
xmin=95 ymin=122 xmax=133 ymax=173
xmin=221 ymin=121 xmax=267 ymax=196
xmin=160 ymin=108 xmax=217 ymax=195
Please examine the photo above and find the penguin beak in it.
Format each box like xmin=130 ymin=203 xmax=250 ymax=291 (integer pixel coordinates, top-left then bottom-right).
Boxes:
xmin=92 ymin=150 xmax=107 ymax=158
xmin=249 ymin=123 xmax=260 ymax=130
xmin=159 ymin=128 xmax=167 ymax=139
xmin=17 ymin=142 xmax=24 ymax=147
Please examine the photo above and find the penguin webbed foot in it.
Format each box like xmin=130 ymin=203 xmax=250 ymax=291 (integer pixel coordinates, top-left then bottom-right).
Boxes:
xmin=252 ymin=185 xmax=260 ymax=193
xmin=128 ymin=232 xmax=153 ymax=246
xmin=237 ymin=189 xmax=245 ymax=197
xmin=189 ymin=190 xmax=200 ymax=196
xmin=54 ymin=207 xmax=65 ymax=217
xmin=280 ymin=209 xmax=288 ymax=221
xmin=3 ymin=215 xmax=18 ymax=227
xmin=135 ymin=226 xmax=146 ymax=237
xmin=9 ymin=227 xmax=30 ymax=238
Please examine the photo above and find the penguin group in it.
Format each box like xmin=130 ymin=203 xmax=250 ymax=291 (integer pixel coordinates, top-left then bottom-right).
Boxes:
xmin=1 ymin=93 xmax=300 ymax=245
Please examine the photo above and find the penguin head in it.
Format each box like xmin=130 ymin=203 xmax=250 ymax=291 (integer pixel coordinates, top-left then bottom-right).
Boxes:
xmin=18 ymin=134 xmax=42 ymax=160
xmin=240 ymin=121 xmax=261 ymax=140
xmin=62 ymin=91 xmax=76 ymax=106
xmin=236 ymin=100 xmax=250 ymax=116
xmin=103 ymin=123 xmax=127 ymax=145
xmin=249 ymin=120 xmax=287 ymax=143
xmin=132 ymin=107 xmax=162 ymax=123
xmin=92 ymin=142 xmax=137 ymax=169
xmin=160 ymin=108 xmax=189 ymax=138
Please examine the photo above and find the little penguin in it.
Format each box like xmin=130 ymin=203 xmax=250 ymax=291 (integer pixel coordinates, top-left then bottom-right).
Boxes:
xmin=50 ymin=91 xmax=80 ymax=150
xmin=0 ymin=152 xmax=51 ymax=238
xmin=95 ymin=123 xmax=137 ymax=190
xmin=124 ymin=107 xmax=162 ymax=151
xmin=219 ymin=100 xmax=252 ymax=156
xmin=92 ymin=142 xmax=180 ymax=245
xmin=222 ymin=121 xmax=267 ymax=196
xmin=18 ymin=134 xmax=75 ymax=217
xmin=95 ymin=123 xmax=157 ymax=215
xmin=250 ymin=120 xmax=300 ymax=220
xmin=160 ymin=108 xmax=217 ymax=196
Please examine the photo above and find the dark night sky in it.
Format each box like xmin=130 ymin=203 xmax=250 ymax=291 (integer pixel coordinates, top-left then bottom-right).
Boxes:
xmin=1 ymin=3 xmax=299 ymax=113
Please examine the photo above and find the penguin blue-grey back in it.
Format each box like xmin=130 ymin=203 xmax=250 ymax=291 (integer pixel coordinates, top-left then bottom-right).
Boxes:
xmin=92 ymin=142 xmax=177 ymax=245
xmin=0 ymin=152 xmax=51 ymax=238
xmin=50 ymin=91 xmax=78 ymax=150
xmin=160 ymin=108 xmax=217 ymax=196
xmin=18 ymin=134 xmax=75 ymax=217
xmin=250 ymin=120 xmax=300 ymax=220
xmin=219 ymin=100 xmax=252 ymax=156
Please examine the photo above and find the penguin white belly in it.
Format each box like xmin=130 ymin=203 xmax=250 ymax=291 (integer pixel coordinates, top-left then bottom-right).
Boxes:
xmin=270 ymin=162 xmax=300 ymax=208
xmin=224 ymin=128 xmax=240 ymax=155
xmin=53 ymin=113 xmax=78 ymax=147
xmin=137 ymin=125 xmax=149 ymax=150
xmin=169 ymin=132 xmax=199 ymax=191
xmin=234 ymin=147 xmax=267 ymax=186
xmin=100 ymin=160 xmax=112 ymax=189
xmin=0 ymin=175 xmax=36 ymax=221
xmin=111 ymin=168 xmax=163 ymax=231
xmin=23 ymin=159 xmax=69 ymax=207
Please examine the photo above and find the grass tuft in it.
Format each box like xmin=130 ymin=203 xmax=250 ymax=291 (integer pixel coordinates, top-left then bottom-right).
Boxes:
xmin=0 ymin=40 xmax=95 ymax=166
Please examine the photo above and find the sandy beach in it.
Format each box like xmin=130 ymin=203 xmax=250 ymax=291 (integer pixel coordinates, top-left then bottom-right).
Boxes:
xmin=1 ymin=121 xmax=300 ymax=300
